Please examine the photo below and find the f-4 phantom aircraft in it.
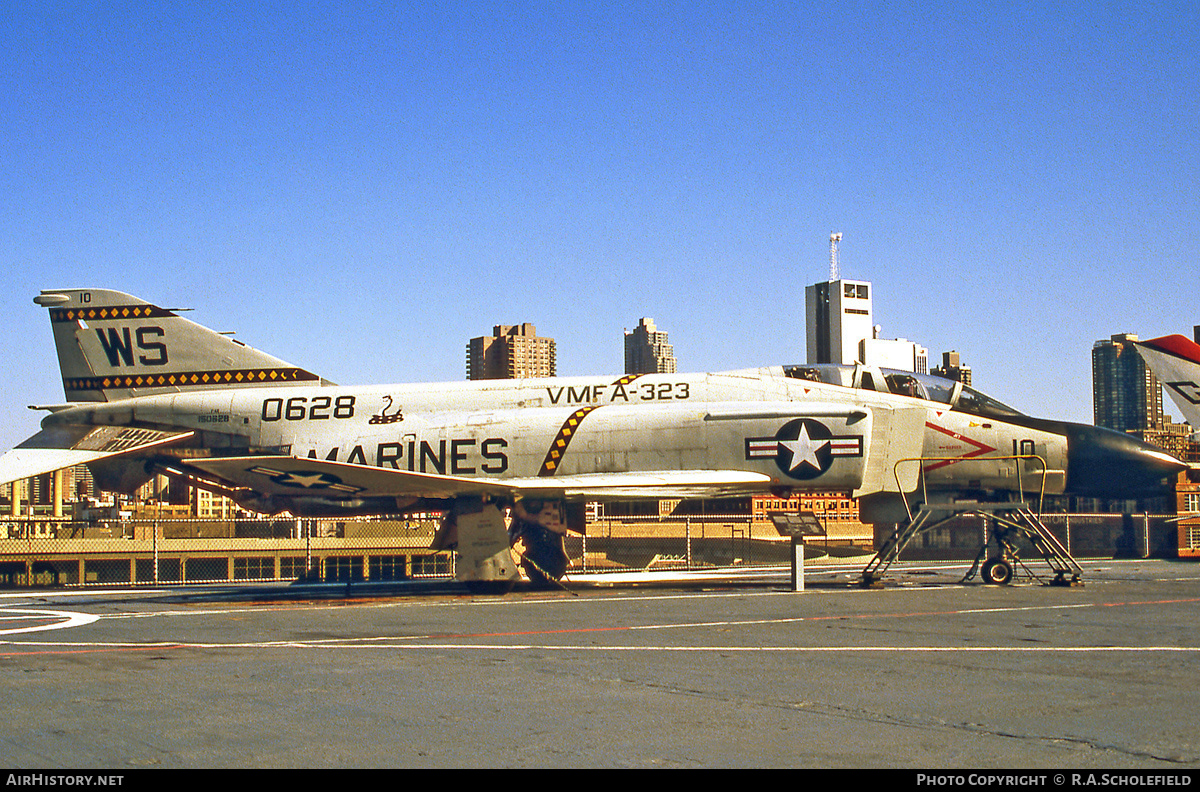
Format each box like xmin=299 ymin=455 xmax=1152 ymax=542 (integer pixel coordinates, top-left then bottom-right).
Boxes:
xmin=1132 ymin=335 xmax=1200 ymax=434
xmin=0 ymin=289 xmax=1186 ymax=586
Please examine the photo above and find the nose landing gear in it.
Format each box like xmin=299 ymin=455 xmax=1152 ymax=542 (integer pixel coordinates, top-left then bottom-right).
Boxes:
xmin=980 ymin=557 xmax=1014 ymax=586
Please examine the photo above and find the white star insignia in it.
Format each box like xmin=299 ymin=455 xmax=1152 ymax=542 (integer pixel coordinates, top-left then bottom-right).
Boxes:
xmin=279 ymin=472 xmax=332 ymax=488
xmin=779 ymin=423 xmax=828 ymax=472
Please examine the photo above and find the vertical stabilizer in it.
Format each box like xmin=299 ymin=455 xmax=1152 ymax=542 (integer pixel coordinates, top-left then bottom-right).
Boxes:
xmin=1133 ymin=335 xmax=1200 ymax=433
xmin=34 ymin=288 xmax=326 ymax=402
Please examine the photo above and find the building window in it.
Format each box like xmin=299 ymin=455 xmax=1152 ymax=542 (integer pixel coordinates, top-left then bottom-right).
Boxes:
xmin=280 ymin=556 xmax=309 ymax=579
xmin=234 ymin=557 xmax=274 ymax=580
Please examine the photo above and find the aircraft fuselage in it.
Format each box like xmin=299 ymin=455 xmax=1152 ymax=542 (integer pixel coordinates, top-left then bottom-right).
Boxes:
xmin=39 ymin=367 xmax=1076 ymax=503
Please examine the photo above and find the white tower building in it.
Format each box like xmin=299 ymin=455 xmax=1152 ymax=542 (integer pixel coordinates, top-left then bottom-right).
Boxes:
xmin=806 ymin=278 xmax=874 ymax=365
xmin=804 ymin=233 xmax=927 ymax=373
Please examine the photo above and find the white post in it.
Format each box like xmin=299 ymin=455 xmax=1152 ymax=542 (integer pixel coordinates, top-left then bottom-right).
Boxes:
xmin=791 ymin=539 xmax=805 ymax=592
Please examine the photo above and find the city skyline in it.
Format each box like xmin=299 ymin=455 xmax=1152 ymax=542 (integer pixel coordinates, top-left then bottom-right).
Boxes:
xmin=3 ymin=3 xmax=1196 ymax=451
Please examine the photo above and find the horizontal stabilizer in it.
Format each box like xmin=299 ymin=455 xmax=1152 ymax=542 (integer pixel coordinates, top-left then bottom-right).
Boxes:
xmin=191 ymin=456 xmax=773 ymax=502
xmin=0 ymin=426 xmax=194 ymax=485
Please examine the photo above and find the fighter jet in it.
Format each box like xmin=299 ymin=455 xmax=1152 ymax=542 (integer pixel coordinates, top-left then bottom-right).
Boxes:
xmin=0 ymin=289 xmax=1186 ymax=586
xmin=1132 ymin=334 xmax=1200 ymax=435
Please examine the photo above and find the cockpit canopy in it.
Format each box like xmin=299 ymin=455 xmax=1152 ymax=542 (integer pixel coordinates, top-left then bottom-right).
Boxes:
xmin=783 ymin=364 xmax=1023 ymax=421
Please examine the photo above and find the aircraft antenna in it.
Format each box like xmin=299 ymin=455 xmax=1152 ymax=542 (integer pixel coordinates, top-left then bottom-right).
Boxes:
xmin=829 ymin=232 xmax=842 ymax=281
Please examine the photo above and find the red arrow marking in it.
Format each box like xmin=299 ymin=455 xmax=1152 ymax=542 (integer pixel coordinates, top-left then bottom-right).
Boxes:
xmin=923 ymin=422 xmax=997 ymax=471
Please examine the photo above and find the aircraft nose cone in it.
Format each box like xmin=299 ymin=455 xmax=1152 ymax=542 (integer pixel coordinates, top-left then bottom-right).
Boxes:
xmin=1064 ymin=424 xmax=1187 ymax=497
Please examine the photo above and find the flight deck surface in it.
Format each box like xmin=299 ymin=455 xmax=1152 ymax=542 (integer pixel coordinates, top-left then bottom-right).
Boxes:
xmin=2 ymin=559 xmax=1199 ymax=768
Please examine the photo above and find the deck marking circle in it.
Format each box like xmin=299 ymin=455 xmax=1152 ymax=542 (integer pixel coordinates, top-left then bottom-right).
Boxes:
xmin=0 ymin=608 xmax=100 ymax=635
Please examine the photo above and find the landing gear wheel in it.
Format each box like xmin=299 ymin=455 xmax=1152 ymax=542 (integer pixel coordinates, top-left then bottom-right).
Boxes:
xmin=981 ymin=558 xmax=1014 ymax=585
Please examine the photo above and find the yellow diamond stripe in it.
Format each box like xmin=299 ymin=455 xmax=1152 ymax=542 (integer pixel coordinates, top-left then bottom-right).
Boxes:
xmin=538 ymin=404 xmax=600 ymax=477
xmin=63 ymin=367 xmax=319 ymax=392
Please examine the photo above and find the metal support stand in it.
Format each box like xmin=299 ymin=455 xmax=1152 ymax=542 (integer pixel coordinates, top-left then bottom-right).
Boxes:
xmin=860 ymin=453 xmax=1083 ymax=588
xmin=861 ymin=500 xmax=1084 ymax=587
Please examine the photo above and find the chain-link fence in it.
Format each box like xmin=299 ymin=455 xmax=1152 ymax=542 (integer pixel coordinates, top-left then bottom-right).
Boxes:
xmin=0 ymin=515 xmax=449 ymax=587
xmin=871 ymin=512 xmax=1184 ymax=561
xmin=0 ymin=512 xmax=859 ymax=587
xmin=0 ymin=511 xmax=1188 ymax=587
xmin=569 ymin=514 xmax=869 ymax=572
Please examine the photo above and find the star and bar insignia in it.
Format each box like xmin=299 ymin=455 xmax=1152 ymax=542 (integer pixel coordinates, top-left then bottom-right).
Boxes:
xmin=247 ymin=465 xmax=365 ymax=494
xmin=745 ymin=418 xmax=863 ymax=480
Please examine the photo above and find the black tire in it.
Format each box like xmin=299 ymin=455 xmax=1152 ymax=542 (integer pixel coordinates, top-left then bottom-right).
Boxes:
xmin=981 ymin=558 xmax=1014 ymax=585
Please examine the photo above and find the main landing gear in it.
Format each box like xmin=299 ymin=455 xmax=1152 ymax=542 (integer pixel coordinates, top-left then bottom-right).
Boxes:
xmin=432 ymin=498 xmax=577 ymax=591
xmin=508 ymin=500 xmax=570 ymax=588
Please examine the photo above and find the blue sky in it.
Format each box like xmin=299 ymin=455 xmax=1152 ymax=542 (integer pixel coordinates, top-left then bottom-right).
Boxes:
xmin=2 ymin=2 xmax=1197 ymax=449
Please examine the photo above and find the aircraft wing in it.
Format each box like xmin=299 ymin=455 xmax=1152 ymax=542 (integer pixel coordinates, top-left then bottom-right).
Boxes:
xmin=0 ymin=426 xmax=196 ymax=485
xmin=190 ymin=456 xmax=773 ymax=502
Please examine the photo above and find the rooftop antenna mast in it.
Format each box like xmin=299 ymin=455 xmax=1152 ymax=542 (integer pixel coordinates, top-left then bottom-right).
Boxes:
xmin=829 ymin=232 xmax=843 ymax=281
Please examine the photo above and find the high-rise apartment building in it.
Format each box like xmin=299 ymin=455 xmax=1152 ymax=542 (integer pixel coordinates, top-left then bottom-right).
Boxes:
xmin=3 ymin=464 xmax=94 ymax=512
xmin=466 ymin=324 xmax=557 ymax=380
xmin=624 ymin=317 xmax=677 ymax=374
xmin=1092 ymin=333 xmax=1164 ymax=432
